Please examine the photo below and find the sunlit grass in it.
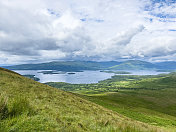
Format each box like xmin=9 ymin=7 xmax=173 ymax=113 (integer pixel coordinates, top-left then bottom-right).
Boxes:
xmin=48 ymin=73 xmax=176 ymax=131
xmin=0 ymin=68 xmax=163 ymax=131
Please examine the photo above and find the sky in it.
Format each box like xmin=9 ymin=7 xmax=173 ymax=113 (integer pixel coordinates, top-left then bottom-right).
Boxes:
xmin=0 ymin=0 xmax=176 ymax=64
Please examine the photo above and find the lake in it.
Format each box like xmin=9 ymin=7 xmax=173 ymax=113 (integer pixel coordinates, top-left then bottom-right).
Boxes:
xmin=14 ymin=70 xmax=169 ymax=84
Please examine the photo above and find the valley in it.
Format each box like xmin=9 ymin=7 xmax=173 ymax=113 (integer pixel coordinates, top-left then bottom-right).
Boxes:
xmin=47 ymin=72 xmax=176 ymax=131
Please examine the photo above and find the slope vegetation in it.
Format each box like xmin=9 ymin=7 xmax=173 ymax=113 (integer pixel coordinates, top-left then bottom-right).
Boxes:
xmin=48 ymin=73 xmax=176 ymax=131
xmin=0 ymin=68 xmax=161 ymax=132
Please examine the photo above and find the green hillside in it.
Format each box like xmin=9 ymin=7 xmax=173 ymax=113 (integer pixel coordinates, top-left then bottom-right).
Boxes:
xmin=109 ymin=60 xmax=156 ymax=70
xmin=48 ymin=73 xmax=176 ymax=131
xmin=0 ymin=68 xmax=161 ymax=132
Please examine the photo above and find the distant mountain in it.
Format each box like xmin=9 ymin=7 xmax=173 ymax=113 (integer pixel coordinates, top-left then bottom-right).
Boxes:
xmin=4 ymin=60 xmax=176 ymax=71
xmin=109 ymin=60 xmax=156 ymax=70
xmin=96 ymin=61 xmax=122 ymax=68
xmin=155 ymin=61 xmax=176 ymax=70
xmin=4 ymin=61 xmax=121 ymax=71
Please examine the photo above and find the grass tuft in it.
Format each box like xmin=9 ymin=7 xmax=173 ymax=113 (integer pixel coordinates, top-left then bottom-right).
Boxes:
xmin=8 ymin=96 xmax=35 ymax=117
xmin=0 ymin=93 xmax=8 ymax=120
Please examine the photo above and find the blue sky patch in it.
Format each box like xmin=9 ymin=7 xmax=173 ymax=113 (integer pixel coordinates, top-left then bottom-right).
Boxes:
xmin=144 ymin=0 xmax=176 ymax=22
xmin=47 ymin=9 xmax=60 ymax=17
xmin=80 ymin=18 xmax=86 ymax=22
xmin=169 ymin=29 xmax=176 ymax=31
xmin=80 ymin=18 xmax=104 ymax=23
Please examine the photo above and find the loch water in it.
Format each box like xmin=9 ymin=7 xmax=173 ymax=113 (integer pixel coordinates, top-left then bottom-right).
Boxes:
xmin=14 ymin=70 xmax=169 ymax=84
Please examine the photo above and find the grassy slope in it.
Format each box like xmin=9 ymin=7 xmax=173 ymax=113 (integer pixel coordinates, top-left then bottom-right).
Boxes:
xmin=47 ymin=73 xmax=176 ymax=131
xmin=79 ymin=75 xmax=176 ymax=131
xmin=0 ymin=68 xmax=161 ymax=132
xmin=80 ymin=90 xmax=176 ymax=131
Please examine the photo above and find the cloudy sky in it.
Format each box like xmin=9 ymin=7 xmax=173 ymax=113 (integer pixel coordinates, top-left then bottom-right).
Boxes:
xmin=0 ymin=0 xmax=176 ymax=64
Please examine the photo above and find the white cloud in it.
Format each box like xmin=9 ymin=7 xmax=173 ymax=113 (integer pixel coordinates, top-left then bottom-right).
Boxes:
xmin=0 ymin=0 xmax=176 ymax=64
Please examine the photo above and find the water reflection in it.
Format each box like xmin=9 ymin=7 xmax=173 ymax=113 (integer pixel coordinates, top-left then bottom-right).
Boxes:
xmin=14 ymin=70 xmax=169 ymax=84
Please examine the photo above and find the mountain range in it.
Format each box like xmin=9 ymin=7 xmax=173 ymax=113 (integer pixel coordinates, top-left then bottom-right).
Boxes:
xmin=3 ymin=60 xmax=176 ymax=71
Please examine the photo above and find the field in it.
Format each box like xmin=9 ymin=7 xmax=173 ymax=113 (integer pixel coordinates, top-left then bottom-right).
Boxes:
xmin=47 ymin=72 xmax=176 ymax=131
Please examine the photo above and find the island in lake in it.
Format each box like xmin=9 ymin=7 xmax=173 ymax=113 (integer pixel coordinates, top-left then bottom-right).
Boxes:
xmin=100 ymin=70 xmax=131 ymax=74
xmin=38 ymin=71 xmax=66 ymax=74
xmin=67 ymin=72 xmax=76 ymax=74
